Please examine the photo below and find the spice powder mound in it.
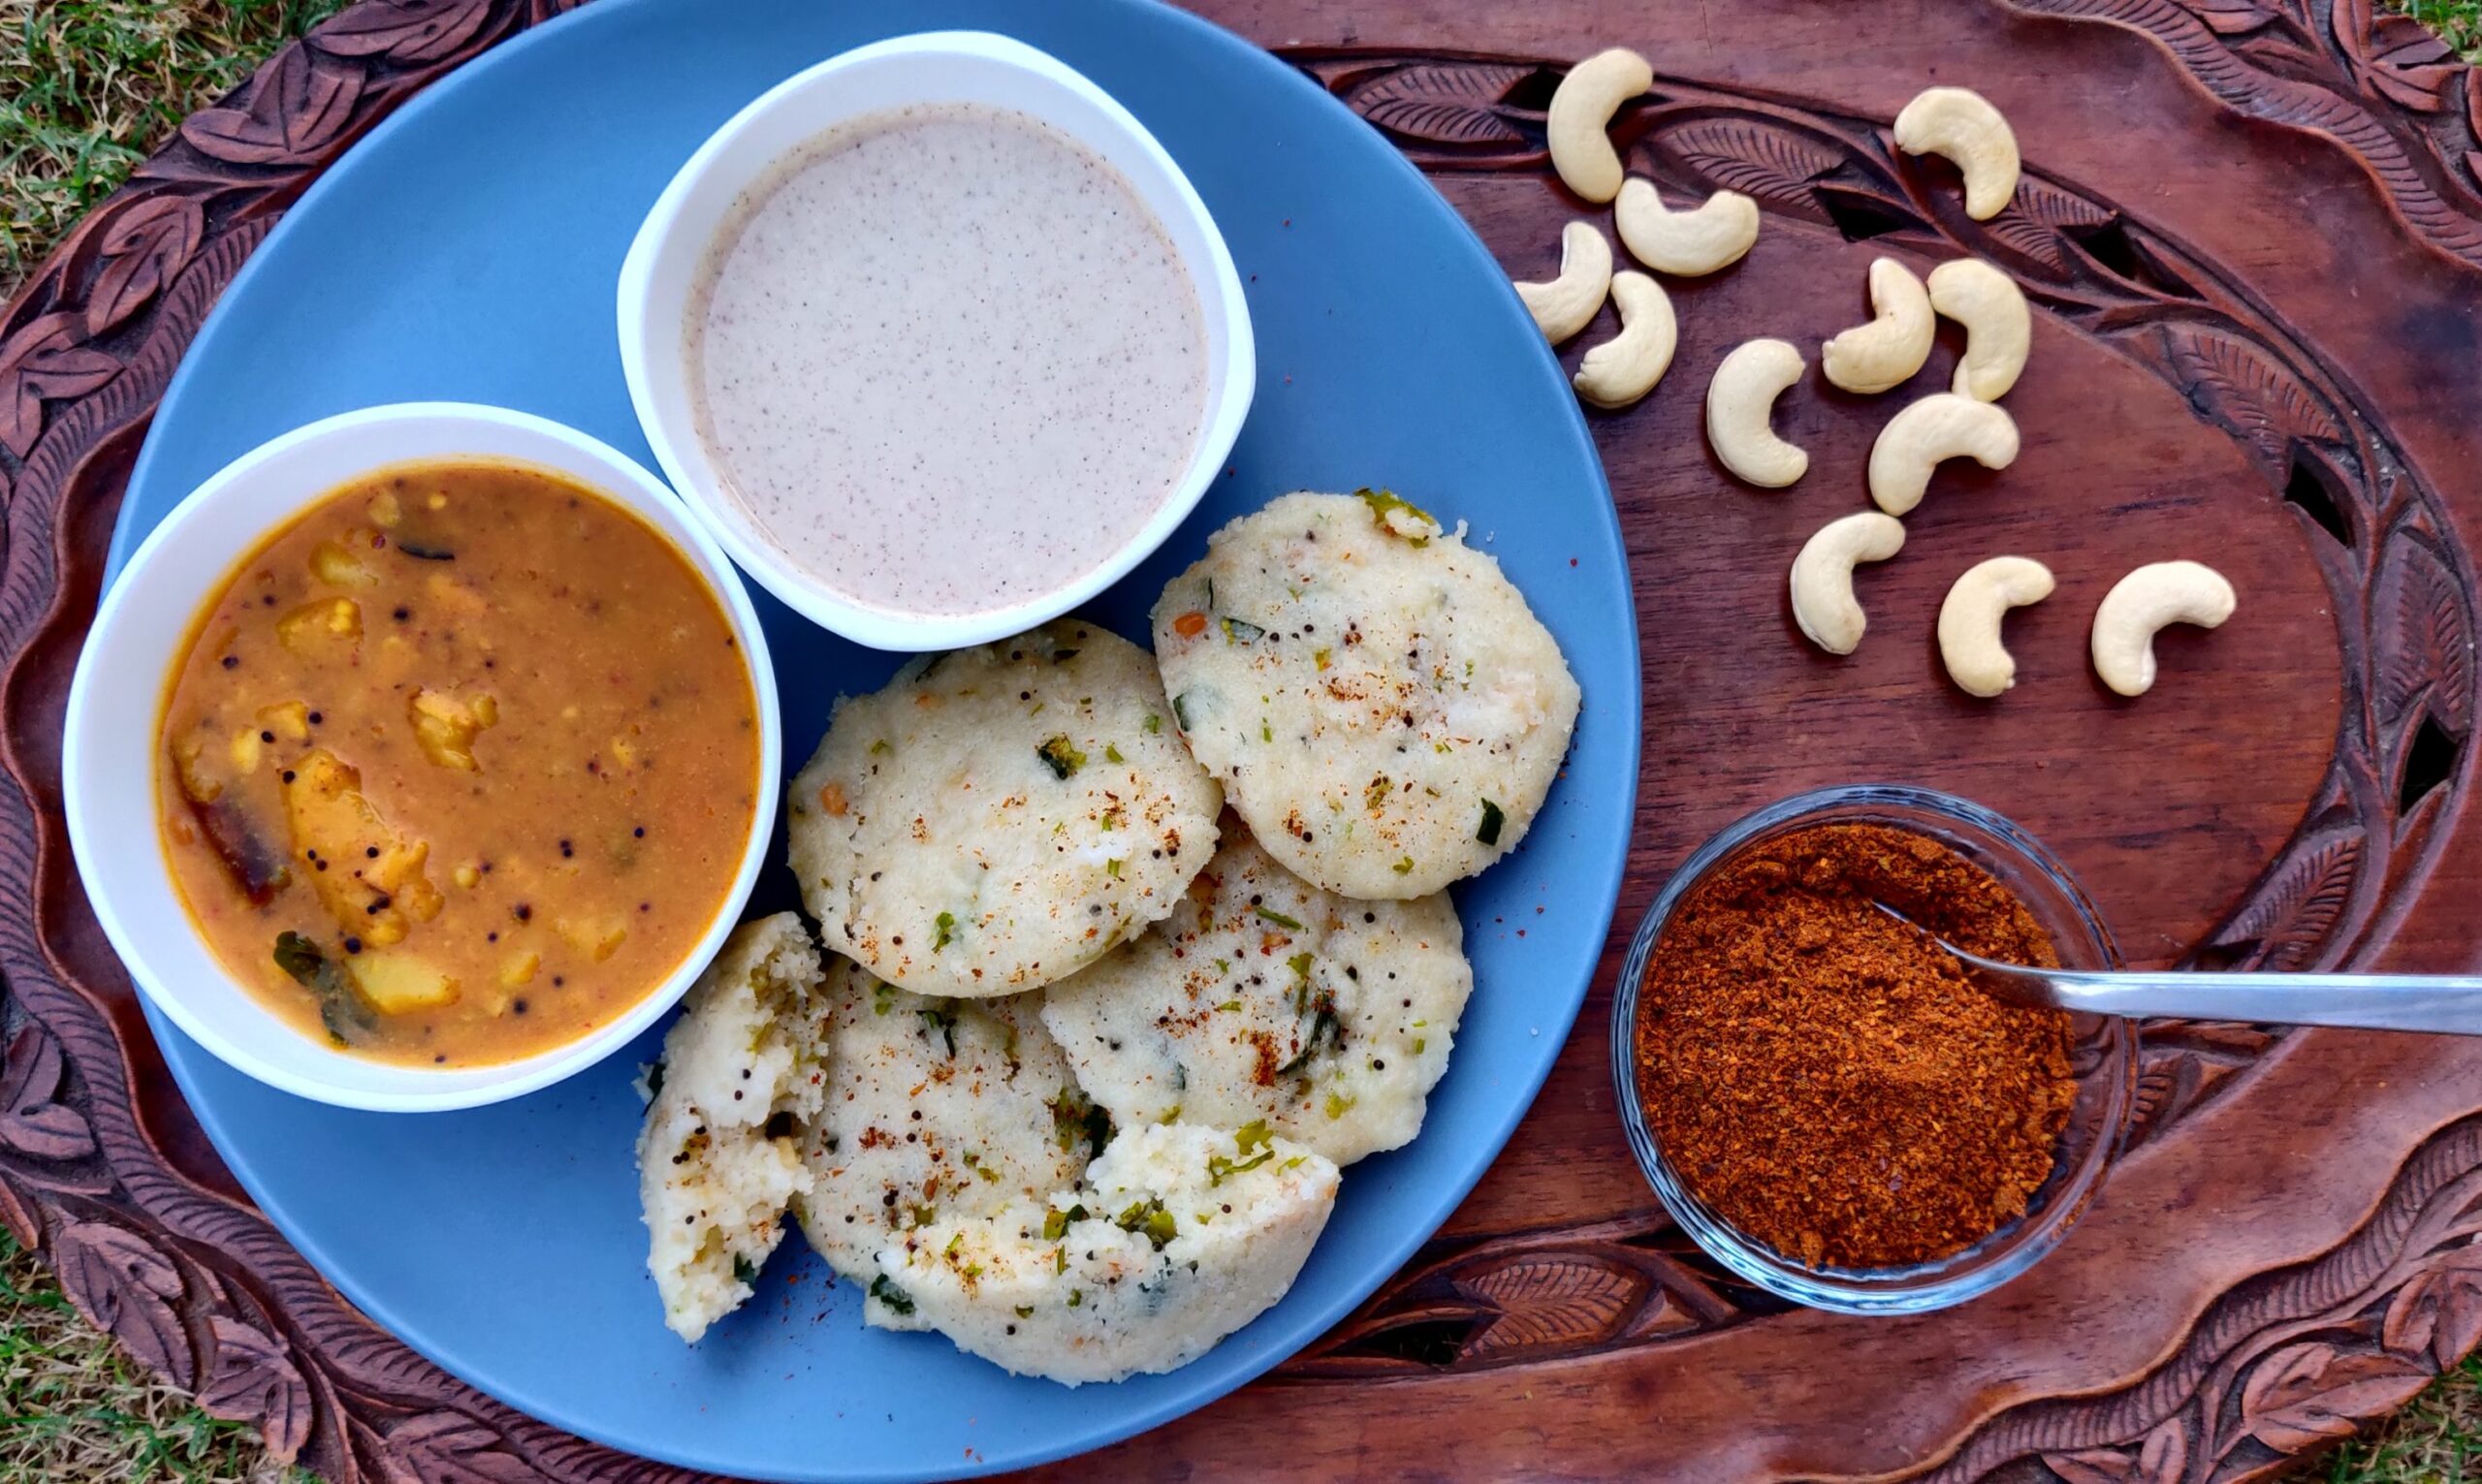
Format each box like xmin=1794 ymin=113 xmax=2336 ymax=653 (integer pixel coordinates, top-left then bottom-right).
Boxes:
xmin=1633 ymin=823 xmax=2078 ymax=1269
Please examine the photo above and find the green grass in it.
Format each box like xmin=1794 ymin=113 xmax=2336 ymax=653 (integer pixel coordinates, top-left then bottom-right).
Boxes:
xmin=0 ymin=1233 xmax=303 ymax=1484
xmin=1 ymin=0 xmax=349 ymax=296
xmin=6 ymin=2 xmax=2482 ymax=1482
xmin=2405 ymin=0 xmax=2482 ymax=55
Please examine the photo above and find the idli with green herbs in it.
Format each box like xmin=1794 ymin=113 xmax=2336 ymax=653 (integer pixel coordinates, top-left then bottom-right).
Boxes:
xmin=1040 ymin=826 xmax=1471 ymax=1165
xmin=793 ymin=959 xmax=1099 ymax=1279
xmin=1151 ymin=491 xmax=1580 ymax=899
xmin=862 ymin=1121 xmax=1339 ymax=1385
xmin=636 ymin=913 xmax=827 ymax=1343
xmin=787 ymin=619 xmax=1222 ymax=997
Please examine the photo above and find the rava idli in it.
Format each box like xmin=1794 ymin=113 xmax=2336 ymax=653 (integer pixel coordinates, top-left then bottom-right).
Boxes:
xmin=636 ymin=913 xmax=826 ymax=1343
xmin=1041 ymin=825 xmax=1471 ymax=1165
xmin=863 ymin=1122 xmax=1339 ymax=1385
xmin=1151 ymin=490 xmax=1580 ymax=899
xmin=789 ymin=619 xmax=1222 ymax=996
xmin=795 ymin=958 xmax=1098 ymax=1279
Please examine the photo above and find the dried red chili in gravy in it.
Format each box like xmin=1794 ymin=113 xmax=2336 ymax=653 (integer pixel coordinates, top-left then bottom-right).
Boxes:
xmin=1633 ymin=823 xmax=2077 ymax=1269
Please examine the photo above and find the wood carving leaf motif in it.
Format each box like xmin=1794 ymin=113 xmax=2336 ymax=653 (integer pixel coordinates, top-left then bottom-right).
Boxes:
xmin=2382 ymin=1244 xmax=2482 ymax=1369
xmin=181 ymin=42 xmax=366 ymax=165
xmin=2185 ymin=0 xmax=2279 ymax=35
xmin=2332 ymin=0 xmax=2466 ymax=112
xmin=198 ymin=1314 xmax=316 ymax=1461
xmin=2379 ymin=538 xmax=2475 ymax=731
xmin=386 ymin=1413 xmax=543 ymax=1484
xmin=1453 ymin=1253 xmax=1646 ymax=1355
xmin=1347 ymin=63 xmax=1533 ymax=145
xmin=51 ymin=1221 xmax=194 ymax=1389
xmin=2042 ymin=1419 xmax=2187 ymax=1484
xmin=2212 ymin=832 xmax=2363 ymax=970
xmin=0 ymin=1021 xmax=92 ymax=1160
xmin=1984 ymin=178 xmax=2114 ymax=275
xmin=310 ymin=0 xmax=496 ymax=64
xmin=1653 ymin=116 xmax=1844 ymax=206
xmin=0 ymin=313 xmax=123 ymax=458
xmin=2155 ymin=323 xmax=2347 ymax=475
xmin=2239 ymin=1342 xmax=2434 ymax=1451
xmin=82 ymin=196 xmax=206 ymax=337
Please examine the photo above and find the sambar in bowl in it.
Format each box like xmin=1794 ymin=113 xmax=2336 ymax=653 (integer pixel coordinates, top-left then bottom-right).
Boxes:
xmin=65 ymin=403 xmax=781 ymax=1112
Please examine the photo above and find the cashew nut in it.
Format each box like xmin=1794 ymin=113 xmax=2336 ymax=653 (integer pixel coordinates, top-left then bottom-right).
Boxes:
xmin=1893 ymin=86 xmax=2021 ymax=221
xmin=1513 ymin=222 xmax=1614 ymax=344
xmin=1926 ymin=258 xmax=2030 ymax=401
xmin=1573 ymin=271 xmax=1676 ymax=408
xmin=1546 ymin=48 xmax=1653 ymax=204
xmin=1704 ymin=338 xmax=1809 ymax=488
xmin=2090 ymin=561 xmax=2237 ymax=697
xmin=1821 ymin=258 xmax=1935 ymax=395
xmin=1614 ymin=177 xmax=1760 ymax=276
xmin=1789 ymin=512 xmax=1906 ymax=655
xmin=1937 ymin=556 xmax=2054 ymax=697
xmin=1866 ymin=393 xmax=2021 ymax=516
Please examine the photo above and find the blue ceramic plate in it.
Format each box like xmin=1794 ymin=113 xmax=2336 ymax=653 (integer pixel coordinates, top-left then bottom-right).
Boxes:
xmin=108 ymin=0 xmax=1639 ymax=1477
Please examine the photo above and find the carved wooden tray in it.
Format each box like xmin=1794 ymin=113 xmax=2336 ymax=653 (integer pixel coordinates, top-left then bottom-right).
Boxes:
xmin=5 ymin=0 xmax=2481 ymax=1479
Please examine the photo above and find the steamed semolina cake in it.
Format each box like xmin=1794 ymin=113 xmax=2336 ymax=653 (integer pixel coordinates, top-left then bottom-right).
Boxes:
xmin=788 ymin=620 xmax=1223 ymax=996
xmin=636 ymin=913 xmax=827 ymax=1343
xmin=1151 ymin=491 xmax=1580 ymax=899
xmin=863 ymin=1122 xmax=1340 ymax=1385
xmin=1041 ymin=826 xmax=1471 ymax=1165
xmin=794 ymin=958 xmax=1097 ymax=1278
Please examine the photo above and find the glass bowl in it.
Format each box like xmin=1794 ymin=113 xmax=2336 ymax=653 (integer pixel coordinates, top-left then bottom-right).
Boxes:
xmin=1609 ymin=784 xmax=2138 ymax=1314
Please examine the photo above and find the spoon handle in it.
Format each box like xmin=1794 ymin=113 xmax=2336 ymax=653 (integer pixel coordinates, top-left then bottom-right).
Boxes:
xmin=2038 ymin=970 xmax=2482 ymax=1033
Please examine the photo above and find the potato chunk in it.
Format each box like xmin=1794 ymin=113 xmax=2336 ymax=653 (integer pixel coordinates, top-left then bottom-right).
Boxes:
xmin=347 ymin=952 xmax=460 ymax=1014
xmin=281 ymin=749 xmax=442 ymax=946
xmin=310 ymin=538 xmax=378 ymax=588
xmin=409 ymin=689 xmax=498 ymax=771
xmin=276 ymin=598 xmax=362 ymax=656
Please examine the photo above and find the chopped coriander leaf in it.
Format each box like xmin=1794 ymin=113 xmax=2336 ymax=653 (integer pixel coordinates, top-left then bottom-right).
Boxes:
xmin=1104 ymin=742 xmax=1125 ymax=764
xmin=1216 ymin=999 xmax=1243 ymax=1012
xmin=869 ymin=738 xmax=891 ymax=755
xmin=1106 ymin=858 xmax=1124 ymax=878
xmin=1325 ymin=1091 xmax=1355 ymax=1120
xmin=1478 ymin=798 xmax=1506 ymax=846
xmin=917 ymin=1004 xmax=959 ymax=1057
xmin=1261 ymin=718 xmax=1273 ymax=742
xmin=933 ymin=910 xmax=958 ymax=953
xmin=1222 ymin=616 xmax=1265 ymax=644
xmin=1142 ymin=712 xmax=1163 ymax=734
xmin=1036 ymin=734 xmax=1087 ymax=778
xmin=910 ymin=1203 xmax=938 ymax=1228
xmin=1255 ymin=905 xmax=1304 ymax=931
xmin=1392 ymin=856 xmax=1416 ymax=875
xmin=1015 ymin=1305 xmax=1035 ymax=1318
xmin=869 ymin=1276 xmax=915 ymax=1315
xmin=1068 ymin=1289 xmax=1084 ymax=1308
xmin=1116 ymin=1198 xmax=1179 ymax=1249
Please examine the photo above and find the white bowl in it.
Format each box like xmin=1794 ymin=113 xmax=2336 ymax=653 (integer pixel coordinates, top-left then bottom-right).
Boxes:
xmin=62 ymin=403 xmax=783 ymax=1113
xmin=616 ymin=30 xmax=1255 ymax=652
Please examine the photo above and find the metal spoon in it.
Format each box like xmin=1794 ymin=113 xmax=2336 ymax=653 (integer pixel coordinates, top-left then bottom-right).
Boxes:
xmin=1867 ymin=900 xmax=2482 ymax=1034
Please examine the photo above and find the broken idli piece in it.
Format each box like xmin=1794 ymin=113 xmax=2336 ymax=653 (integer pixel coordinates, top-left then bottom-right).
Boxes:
xmin=787 ymin=618 xmax=1222 ymax=996
xmin=794 ymin=958 xmax=1098 ymax=1279
xmin=1041 ymin=825 xmax=1471 ymax=1165
xmin=636 ymin=912 xmax=827 ymax=1343
xmin=863 ymin=1121 xmax=1339 ymax=1385
xmin=1151 ymin=490 xmax=1580 ymax=899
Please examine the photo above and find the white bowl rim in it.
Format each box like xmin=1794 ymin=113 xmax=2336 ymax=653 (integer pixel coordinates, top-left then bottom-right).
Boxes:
xmin=62 ymin=400 xmax=783 ymax=1113
xmin=616 ymin=28 xmax=1257 ymax=653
